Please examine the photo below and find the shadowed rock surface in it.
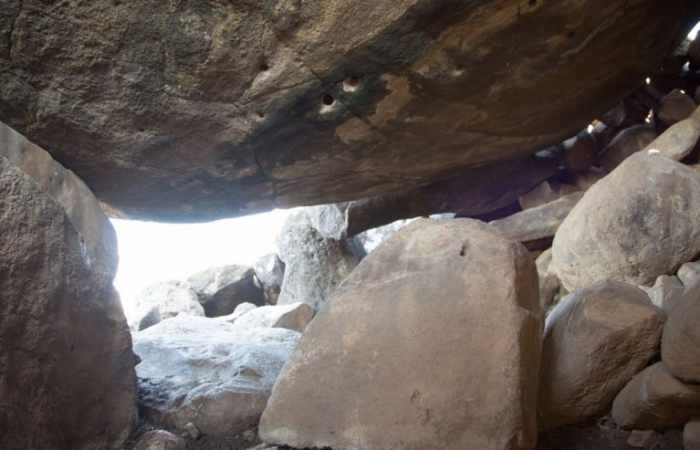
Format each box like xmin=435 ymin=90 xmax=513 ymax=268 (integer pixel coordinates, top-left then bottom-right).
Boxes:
xmin=0 ymin=123 xmax=137 ymax=449
xmin=0 ymin=1 xmax=694 ymax=221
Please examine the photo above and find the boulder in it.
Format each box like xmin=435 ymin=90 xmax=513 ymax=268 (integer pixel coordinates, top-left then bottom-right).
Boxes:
xmin=552 ymin=152 xmax=700 ymax=292
xmin=0 ymin=1 xmax=692 ymax=221
xmin=305 ymin=203 xmax=349 ymax=240
xmin=132 ymin=280 xmax=204 ymax=331
xmin=612 ymin=362 xmax=700 ymax=430
xmin=355 ymin=218 xmax=414 ymax=254
xmin=661 ymin=277 xmax=700 ymax=383
xmin=0 ymin=123 xmax=136 ymax=449
xmin=599 ymin=125 xmax=657 ymax=172
xmin=232 ymin=302 xmax=315 ymax=333
xmin=677 ymin=260 xmax=700 ymax=286
xmin=539 ymin=280 xmax=665 ymax=429
xmin=656 ymin=90 xmax=697 ymax=128
xmin=562 ymin=132 xmax=598 ymax=173
xmin=134 ymin=430 xmax=186 ymax=450
xmin=188 ymin=265 xmax=265 ymax=317
xmin=536 ymin=249 xmax=562 ymax=311
xmin=640 ymin=275 xmax=684 ymax=313
xmin=518 ymin=180 xmax=579 ymax=210
xmin=133 ymin=315 xmax=300 ymax=437
xmin=254 ymin=254 xmax=285 ymax=305
xmin=260 ymin=219 xmax=543 ymax=450
xmin=214 ymin=302 xmax=258 ymax=324
xmin=489 ymin=192 xmax=583 ymax=244
xmin=277 ymin=211 xmax=361 ymax=310
xmin=644 ymin=105 xmax=700 ymax=161
xmin=685 ymin=420 xmax=700 ymax=450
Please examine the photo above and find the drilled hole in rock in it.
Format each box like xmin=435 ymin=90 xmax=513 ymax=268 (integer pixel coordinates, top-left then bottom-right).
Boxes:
xmin=322 ymin=94 xmax=335 ymax=106
xmin=259 ymin=62 xmax=270 ymax=72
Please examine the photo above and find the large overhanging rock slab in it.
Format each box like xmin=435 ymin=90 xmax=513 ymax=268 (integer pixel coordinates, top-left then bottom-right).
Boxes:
xmin=0 ymin=123 xmax=137 ymax=449
xmin=260 ymin=219 xmax=543 ymax=450
xmin=0 ymin=1 xmax=693 ymax=221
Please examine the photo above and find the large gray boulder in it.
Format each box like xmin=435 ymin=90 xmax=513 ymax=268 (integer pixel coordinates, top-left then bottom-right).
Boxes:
xmin=260 ymin=219 xmax=543 ymax=450
xmin=539 ymin=280 xmax=665 ymax=429
xmin=133 ymin=315 xmax=300 ymax=437
xmin=644 ymin=105 xmax=700 ymax=161
xmin=231 ymin=303 xmax=315 ymax=333
xmin=0 ymin=1 xmax=692 ymax=221
xmin=188 ymin=265 xmax=265 ymax=317
xmin=131 ymin=280 xmax=204 ymax=331
xmin=552 ymin=152 xmax=700 ymax=291
xmin=612 ymin=362 xmax=700 ymax=430
xmin=276 ymin=211 xmax=361 ymax=310
xmin=0 ymin=123 xmax=136 ymax=449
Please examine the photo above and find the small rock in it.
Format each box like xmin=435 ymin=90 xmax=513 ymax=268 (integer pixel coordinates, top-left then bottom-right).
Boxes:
xmin=640 ymin=275 xmax=684 ymax=313
xmin=184 ymin=422 xmax=200 ymax=440
xmin=684 ymin=419 xmax=700 ymax=450
xmin=132 ymin=280 xmax=204 ymax=331
xmin=657 ymin=89 xmax=697 ymax=128
xmin=598 ymin=125 xmax=658 ymax=172
xmin=626 ymin=430 xmax=657 ymax=448
xmin=254 ymin=254 xmax=285 ymax=305
xmin=489 ymin=191 xmax=583 ymax=244
xmin=612 ymin=362 xmax=700 ymax=430
xmin=662 ymin=277 xmax=700 ymax=383
xmin=232 ymin=302 xmax=315 ymax=333
xmin=678 ymin=261 xmax=700 ymax=286
xmin=644 ymin=105 xmax=700 ymax=161
xmin=188 ymin=265 xmax=265 ymax=317
xmin=214 ymin=302 xmax=258 ymax=324
xmin=539 ymin=280 xmax=665 ymax=429
xmin=134 ymin=430 xmax=186 ymax=450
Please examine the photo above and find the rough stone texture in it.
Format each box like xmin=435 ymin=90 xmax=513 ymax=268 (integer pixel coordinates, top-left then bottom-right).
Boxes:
xmin=644 ymin=105 xmax=700 ymax=161
xmin=231 ymin=302 xmax=315 ymax=333
xmin=612 ymin=362 xmax=700 ymax=430
xmin=661 ymin=277 xmax=700 ymax=384
xmin=0 ymin=123 xmax=136 ymax=449
xmin=536 ymin=249 xmax=562 ymax=312
xmin=552 ymin=152 xmax=700 ymax=292
xmin=536 ymin=421 xmax=683 ymax=450
xmin=187 ymin=265 xmax=265 ymax=317
xmin=539 ymin=280 xmax=665 ymax=430
xmin=656 ymin=89 xmax=697 ymax=127
xmin=133 ymin=315 xmax=300 ymax=437
xmin=277 ymin=211 xmax=361 ymax=310
xmin=489 ymin=192 xmax=583 ymax=244
xmin=0 ymin=1 xmax=693 ymax=221
xmin=685 ymin=420 xmax=700 ymax=450
xmin=305 ymin=203 xmax=349 ymax=240
xmin=356 ymin=218 xmax=414 ymax=254
xmin=260 ymin=219 xmax=543 ymax=450
xmin=599 ymin=125 xmax=658 ymax=172
xmin=640 ymin=275 xmax=684 ymax=313
xmin=133 ymin=430 xmax=186 ymax=450
xmin=254 ymin=254 xmax=285 ymax=305
xmin=518 ymin=180 xmax=579 ymax=210
xmin=131 ymin=280 xmax=204 ymax=331
xmin=626 ymin=430 xmax=657 ymax=448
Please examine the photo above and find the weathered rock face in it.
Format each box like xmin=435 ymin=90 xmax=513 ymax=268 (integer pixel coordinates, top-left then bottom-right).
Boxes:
xmin=0 ymin=123 xmax=136 ymax=449
xmin=661 ymin=277 xmax=700 ymax=383
xmin=599 ymin=125 xmax=657 ymax=172
xmin=552 ymin=152 xmax=700 ymax=291
xmin=133 ymin=316 xmax=300 ymax=437
xmin=132 ymin=280 xmax=204 ymax=331
xmin=539 ymin=280 xmax=665 ymax=430
xmin=612 ymin=362 xmax=700 ymax=430
xmin=536 ymin=249 xmax=562 ymax=312
xmin=277 ymin=211 xmax=361 ymax=310
xmin=254 ymin=254 xmax=285 ymax=305
xmin=260 ymin=219 xmax=543 ymax=450
xmin=188 ymin=265 xmax=265 ymax=317
xmin=686 ymin=420 xmax=700 ymax=450
xmin=640 ymin=275 xmax=684 ymax=313
xmin=0 ymin=1 xmax=693 ymax=221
